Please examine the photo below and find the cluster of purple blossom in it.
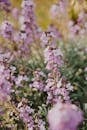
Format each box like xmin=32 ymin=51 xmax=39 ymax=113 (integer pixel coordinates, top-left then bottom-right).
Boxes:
xmin=0 ymin=51 xmax=14 ymax=102
xmin=0 ymin=0 xmax=41 ymax=58
xmin=50 ymin=0 xmax=68 ymax=19
xmin=50 ymin=0 xmax=87 ymax=39
xmin=15 ymin=74 xmax=28 ymax=87
xmin=30 ymin=31 xmax=83 ymax=130
xmin=18 ymin=0 xmax=41 ymax=55
xmin=47 ymin=24 xmax=62 ymax=40
xmin=68 ymin=11 xmax=87 ymax=38
xmin=17 ymin=98 xmax=46 ymax=130
xmin=0 ymin=20 xmax=14 ymax=40
xmin=30 ymin=69 xmax=45 ymax=91
xmin=0 ymin=0 xmax=11 ymax=12
xmin=41 ymin=32 xmax=73 ymax=104
xmin=17 ymin=98 xmax=34 ymax=130
xmin=48 ymin=103 xmax=83 ymax=130
xmin=0 ymin=0 xmax=84 ymax=130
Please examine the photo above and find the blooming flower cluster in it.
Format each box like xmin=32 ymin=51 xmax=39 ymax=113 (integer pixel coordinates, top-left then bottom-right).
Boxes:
xmin=48 ymin=103 xmax=83 ymax=130
xmin=0 ymin=51 xmax=14 ymax=102
xmin=30 ymin=69 xmax=45 ymax=91
xmin=68 ymin=11 xmax=87 ymax=38
xmin=50 ymin=0 xmax=87 ymax=39
xmin=41 ymin=32 xmax=73 ymax=104
xmin=0 ymin=0 xmax=41 ymax=58
xmin=0 ymin=20 xmax=14 ymax=40
xmin=18 ymin=0 xmax=41 ymax=56
xmin=29 ymin=31 xmax=83 ymax=130
xmin=50 ymin=0 xmax=68 ymax=19
xmin=0 ymin=0 xmax=11 ymax=12
xmin=17 ymin=99 xmax=34 ymax=129
xmin=15 ymin=75 xmax=28 ymax=87
xmin=48 ymin=24 xmax=62 ymax=40
xmin=17 ymin=97 xmax=46 ymax=130
xmin=0 ymin=0 xmax=85 ymax=130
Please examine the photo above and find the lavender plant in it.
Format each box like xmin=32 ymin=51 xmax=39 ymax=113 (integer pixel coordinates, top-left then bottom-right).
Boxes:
xmin=0 ymin=0 xmax=86 ymax=130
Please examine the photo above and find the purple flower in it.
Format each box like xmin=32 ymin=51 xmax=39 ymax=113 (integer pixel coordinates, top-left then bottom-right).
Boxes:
xmin=0 ymin=0 xmax=10 ymax=5
xmin=50 ymin=0 xmax=68 ymax=19
xmin=0 ymin=51 xmax=14 ymax=102
xmin=0 ymin=0 xmax=11 ymax=12
xmin=41 ymin=32 xmax=73 ymax=104
xmin=17 ymin=99 xmax=34 ymax=129
xmin=48 ymin=103 xmax=83 ymax=130
xmin=17 ymin=0 xmax=41 ymax=57
xmin=68 ymin=11 xmax=87 ymax=38
xmin=30 ymin=69 xmax=45 ymax=91
xmin=12 ymin=8 xmax=19 ymax=19
xmin=41 ymin=32 xmax=63 ymax=70
xmin=48 ymin=24 xmax=62 ymax=40
xmin=15 ymin=75 xmax=28 ymax=87
xmin=0 ymin=21 xmax=14 ymax=39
